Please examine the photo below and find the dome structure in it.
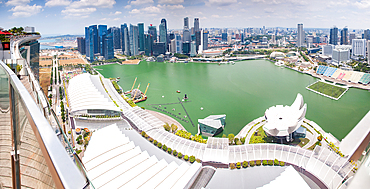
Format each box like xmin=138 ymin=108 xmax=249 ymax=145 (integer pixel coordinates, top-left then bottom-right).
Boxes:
xmin=263 ymin=93 xmax=307 ymax=137
xmin=131 ymin=89 xmax=142 ymax=100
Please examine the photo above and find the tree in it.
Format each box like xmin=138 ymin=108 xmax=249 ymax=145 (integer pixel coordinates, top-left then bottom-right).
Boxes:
xmin=228 ymin=134 xmax=235 ymax=145
xmin=171 ymin=124 xmax=178 ymax=133
xmin=234 ymin=138 xmax=239 ymax=144
xmin=242 ymin=161 xmax=248 ymax=168
xmin=236 ymin=162 xmax=241 ymax=169
xmin=240 ymin=137 xmax=246 ymax=144
xmin=163 ymin=123 xmax=170 ymax=132
xmin=229 ymin=163 xmax=236 ymax=169
xmin=177 ymin=152 xmax=182 ymax=158
xmin=189 ymin=155 xmax=195 ymax=163
xmin=184 ymin=155 xmax=189 ymax=161
xmin=222 ymin=134 xmax=226 ymax=138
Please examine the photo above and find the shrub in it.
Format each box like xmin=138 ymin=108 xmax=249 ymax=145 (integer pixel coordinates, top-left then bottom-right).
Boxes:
xmin=148 ymin=138 xmax=154 ymax=142
xmin=250 ymin=161 xmax=255 ymax=167
xmin=274 ymin=159 xmax=279 ymax=166
xmin=184 ymin=155 xmax=189 ymax=161
xmin=153 ymin=140 xmax=158 ymax=145
xmin=190 ymin=155 xmax=195 ymax=163
xmin=268 ymin=160 xmax=273 ymax=166
xmin=173 ymin=150 xmax=178 ymax=156
xmin=144 ymin=134 xmax=148 ymax=138
xmin=157 ymin=142 xmax=162 ymax=148
xmin=280 ymin=161 xmax=285 ymax=166
xmin=236 ymin=162 xmax=241 ymax=169
xmin=162 ymin=145 xmax=167 ymax=151
xmin=262 ymin=160 xmax=267 ymax=166
xmin=68 ymin=131 xmax=71 ymax=134
xmin=256 ymin=160 xmax=261 ymax=166
xmin=178 ymin=152 xmax=182 ymax=158
xmin=163 ymin=123 xmax=171 ymax=132
xmin=317 ymin=135 xmax=323 ymax=141
xmin=167 ymin=148 xmax=172 ymax=154
xmin=141 ymin=131 xmax=146 ymax=137
xmin=230 ymin=163 xmax=236 ymax=169
xmin=242 ymin=161 xmax=248 ymax=168
xmin=195 ymin=158 xmax=201 ymax=163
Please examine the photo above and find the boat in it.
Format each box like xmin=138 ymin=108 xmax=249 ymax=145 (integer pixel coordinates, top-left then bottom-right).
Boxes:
xmin=176 ymin=90 xmax=181 ymax=93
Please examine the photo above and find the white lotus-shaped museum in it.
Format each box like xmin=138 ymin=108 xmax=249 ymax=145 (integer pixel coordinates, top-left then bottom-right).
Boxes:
xmin=263 ymin=93 xmax=307 ymax=137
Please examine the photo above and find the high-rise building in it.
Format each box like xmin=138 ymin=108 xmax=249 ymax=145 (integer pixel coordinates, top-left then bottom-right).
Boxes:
xmin=184 ymin=17 xmax=189 ymax=29
xmin=222 ymin=33 xmax=227 ymax=42
xmin=77 ymin=37 xmax=86 ymax=55
xmin=183 ymin=29 xmax=191 ymax=42
xmin=340 ymin=27 xmax=348 ymax=45
xmin=329 ymin=27 xmax=338 ymax=45
xmin=85 ymin=27 xmax=90 ymax=58
xmin=138 ymin=23 xmax=145 ymax=52
xmin=352 ymin=39 xmax=366 ymax=57
xmin=332 ymin=49 xmax=350 ymax=65
xmin=194 ymin=18 xmax=199 ymax=32
xmin=175 ymin=34 xmax=182 ymax=54
xmin=161 ymin=18 xmax=169 ymax=49
xmin=98 ymin=25 xmax=107 ymax=55
xmin=170 ymin=39 xmax=176 ymax=53
xmin=122 ymin=24 xmax=130 ymax=56
xmin=129 ymin=24 xmax=139 ymax=56
xmin=203 ymin=30 xmax=209 ymax=50
xmin=86 ymin=25 xmax=98 ymax=62
xmin=148 ymin=25 xmax=157 ymax=42
xmin=367 ymin=41 xmax=370 ymax=64
xmin=144 ymin=34 xmax=153 ymax=56
xmin=297 ymin=23 xmax=305 ymax=47
xmin=110 ymin=27 xmax=121 ymax=49
xmin=153 ymin=42 xmax=165 ymax=56
xmin=190 ymin=41 xmax=196 ymax=57
xmin=194 ymin=18 xmax=200 ymax=52
xmin=363 ymin=29 xmax=370 ymax=40
xmin=182 ymin=41 xmax=190 ymax=54
xmin=349 ymin=33 xmax=356 ymax=45
xmin=102 ymin=32 xmax=114 ymax=60
xmin=322 ymin=45 xmax=334 ymax=56
xmin=159 ymin=22 xmax=167 ymax=51
xmin=121 ymin=24 xmax=128 ymax=53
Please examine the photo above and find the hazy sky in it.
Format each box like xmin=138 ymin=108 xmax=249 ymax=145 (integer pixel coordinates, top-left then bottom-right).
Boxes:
xmin=1 ymin=0 xmax=370 ymax=35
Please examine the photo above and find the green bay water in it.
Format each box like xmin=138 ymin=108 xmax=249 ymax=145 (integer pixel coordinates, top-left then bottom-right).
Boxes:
xmin=96 ymin=60 xmax=370 ymax=140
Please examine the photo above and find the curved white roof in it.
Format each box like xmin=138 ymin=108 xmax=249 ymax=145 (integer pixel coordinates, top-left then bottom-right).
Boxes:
xmin=263 ymin=93 xmax=307 ymax=137
xmin=68 ymin=73 xmax=120 ymax=114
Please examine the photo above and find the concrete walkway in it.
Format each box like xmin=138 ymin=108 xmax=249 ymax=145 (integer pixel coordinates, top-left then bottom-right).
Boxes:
xmin=146 ymin=109 xmax=186 ymax=131
xmin=235 ymin=117 xmax=265 ymax=139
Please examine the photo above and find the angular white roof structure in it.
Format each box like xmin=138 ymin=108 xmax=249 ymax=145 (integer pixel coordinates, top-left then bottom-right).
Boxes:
xmin=198 ymin=119 xmax=223 ymax=129
xmin=257 ymin=166 xmax=310 ymax=189
xmin=67 ymin=73 xmax=120 ymax=114
xmin=263 ymin=93 xmax=307 ymax=136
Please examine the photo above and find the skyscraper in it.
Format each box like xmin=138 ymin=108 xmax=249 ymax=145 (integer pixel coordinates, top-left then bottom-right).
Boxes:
xmin=110 ymin=27 xmax=121 ymax=49
xmin=159 ymin=22 xmax=167 ymax=52
xmin=194 ymin=18 xmax=200 ymax=52
xmin=363 ymin=29 xmax=370 ymax=40
xmin=184 ymin=17 xmax=189 ymax=29
xmin=148 ymin=25 xmax=157 ymax=42
xmin=98 ymin=25 xmax=107 ymax=55
xmin=329 ymin=27 xmax=338 ymax=45
xmin=122 ymin=24 xmax=130 ymax=56
xmin=144 ymin=34 xmax=153 ymax=56
xmin=175 ymin=34 xmax=182 ymax=54
xmin=129 ymin=24 xmax=139 ymax=56
xmin=86 ymin=25 xmax=98 ymax=62
xmin=138 ymin=23 xmax=145 ymax=52
xmin=90 ymin=25 xmax=98 ymax=54
xmin=297 ymin=23 xmax=305 ymax=47
xmin=77 ymin=37 xmax=85 ymax=55
xmin=352 ymin=39 xmax=366 ymax=57
xmin=222 ymin=33 xmax=227 ymax=42
xmin=341 ymin=27 xmax=348 ymax=45
xmin=183 ymin=29 xmax=190 ymax=42
xmin=121 ymin=24 xmax=128 ymax=53
xmin=161 ymin=18 xmax=169 ymax=49
xmin=349 ymin=33 xmax=356 ymax=45
xmin=203 ymin=30 xmax=209 ymax=50
xmin=102 ymin=32 xmax=114 ymax=60
xmin=194 ymin=18 xmax=199 ymax=32
xmin=85 ymin=27 xmax=89 ymax=58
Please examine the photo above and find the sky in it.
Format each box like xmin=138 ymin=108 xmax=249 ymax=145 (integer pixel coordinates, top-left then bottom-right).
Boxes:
xmin=1 ymin=0 xmax=370 ymax=35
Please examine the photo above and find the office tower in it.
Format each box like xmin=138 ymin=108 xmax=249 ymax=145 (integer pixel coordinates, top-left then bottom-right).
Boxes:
xmin=121 ymin=24 xmax=127 ymax=53
xmin=159 ymin=22 xmax=167 ymax=51
xmin=190 ymin=41 xmax=196 ymax=57
xmin=222 ymin=33 xmax=227 ymax=42
xmin=85 ymin=27 xmax=89 ymax=58
xmin=144 ymin=34 xmax=153 ymax=56
xmin=183 ymin=29 xmax=190 ymax=42
xmin=241 ymin=33 xmax=244 ymax=42
xmin=98 ymin=25 xmax=107 ymax=55
xmin=138 ymin=23 xmax=145 ymax=52
xmin=329 ymin=26 xmax=338 ymax=45
xmin=332 ymin=49 xmax=350 ymax=64
xmin=161 ymin=18 xmax=169 ymax=49
xmin=203 ymin=30 xmax=208 ymax=50
xmin=129 ymin=24 xmax=139 ymax=56
xmin=169 ymin=33 xmax=175 ymax=41
xmin=170 ymin=39 xmax=176 ymax=53
xmin=122 ymin=24 xmax=130 ymax=56
xmin=363 ymin=29 xmax=370 ymax=40
xmin=153 ymin=42 xmax=165 ymax=56
xmin=297 ymin=23 xmax=304 ymax=47
xmin=87 ymin=25 xmax=98 ymax=61
xmin=175 ymin=34 xmax=182 ymax=54
xmin=352 ymin=39 xmax=366 ymax=57
xmin=102 ymin=32 xmax=114 ymax=60
xmin=194 ymin=18 xmax=199 ymax=32
xmin=341 ymin=27 xmax=348 ymax=45
xmin=191 ymin=34 xmax=195 ymax=41
xmin=194 ymin=18 xmax=200 ymax=52
xmin=182 ymin=41 xmax=190 ymax=54
xmin=109 ymin=27 xmax=121 ymax=49
xmin=368 ymin=41 xmax=370 ymax=64
xmin=148 ymin=25 xmax=157 ymax=42
xmin=184 ymin=17 xmax=189 ymax=29
xmin=349 ymin=33 xmax=356 ymax=45
xmin=90 ymin=25 xmax=99 ymax=54
xmin=77 ymin=37 xmax=85 ymax=55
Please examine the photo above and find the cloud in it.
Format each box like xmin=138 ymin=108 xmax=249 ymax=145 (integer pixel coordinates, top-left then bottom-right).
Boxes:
xmin=158 ymin=0 xmax=184 ymax=4
xmin=61 ymin=7 xmax=96 ymax=18
xmin=130 ymin=0 xmax=153 ymax=5
xmin=45 ymin=0 xmax=71 ymax=7
xmin=264 ymin=8 xmax=274 ymax=13
xmin=141 ymin=5 xmax=161 ymax=13
xmin=355 ymin=0 xmax=370 ymax=9
xmin=9 ymin=4 xmax=42 ymax=17
xmin=166 ymin=4 xmax=184 ymax=9
xmin=110 ymin=11 xmax=122 ymax=15
xmin=125 ymin=4 xmax=131 ymax=9
xmin=207 ymin=0 xmax=237 ymax=6
xmin=129 ymin=8 xmax=140 ymax=14
xmin=212 ymin=14 xmax=220 ymax=18
xmin=68 ymin=0 xmax=116 ymax=9
xmin=6 ymin=0 xmax=30 ymax=6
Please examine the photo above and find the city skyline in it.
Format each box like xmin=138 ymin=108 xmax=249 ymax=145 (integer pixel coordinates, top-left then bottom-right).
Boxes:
xmin=1 ymin=0 xmax=370 ymax=35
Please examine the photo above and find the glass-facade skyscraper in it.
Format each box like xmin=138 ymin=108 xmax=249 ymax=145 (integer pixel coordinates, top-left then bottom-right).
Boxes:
xmin=159 ymin=22 xmax=167 ymax=52
xmin=144 ymin=34 xmax=153 ymax=56
xmin=330 ymin=27 xmax=338 ymax=45
xmin=98 ymin=25 xmax=107 ymax=56
xmin=130 ymin=24 xmax=139 ymax=56
xmin=341 ymin=27 xmax=348 ymax=45
xmin=138 ymin=23 xmax=145 ymax=52
xmin=148 ymin=25 xmax=157 ymax=42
